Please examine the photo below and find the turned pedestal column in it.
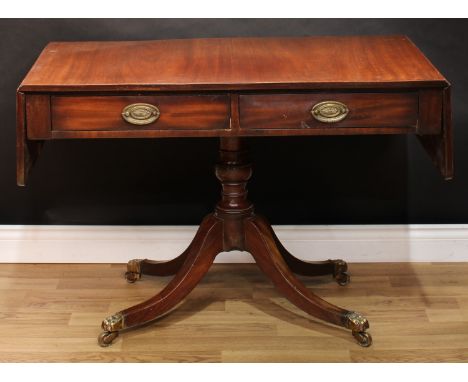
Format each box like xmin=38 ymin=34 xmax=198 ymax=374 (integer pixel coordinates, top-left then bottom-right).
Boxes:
xmin=98 ymin=137 xmax=371 ymax=347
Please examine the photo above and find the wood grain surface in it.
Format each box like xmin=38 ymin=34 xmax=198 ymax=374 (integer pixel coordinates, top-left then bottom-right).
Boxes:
xmin=51 ymin=95 xmax=230 ymax=132
xmin=16 ymin=93 xmax=44 ymax=186
xmin=25 ymin=94 xmax=50 ymax=139
xmin=239 ymin=92 xmax=418 ymax=130
xmin=0 ymin=262 xmax=467 ymax=362
xmin=19 ymin=36 xmax=448 ymax=92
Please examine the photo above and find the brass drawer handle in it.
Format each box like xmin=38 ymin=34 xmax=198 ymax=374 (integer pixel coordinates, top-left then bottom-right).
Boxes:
xmin=311 ymin=101 xmax=349 ymax=123
xmin=122 ymin=103 xmax=160 ymax=125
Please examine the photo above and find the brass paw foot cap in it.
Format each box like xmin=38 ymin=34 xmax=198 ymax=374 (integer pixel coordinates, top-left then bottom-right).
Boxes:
xmin=344 ymin=311 xmax=369 ymax=332
xmin=101 ymin=313 xmax=124 ymax=332
xmin=333 ymin=260 xmax=349 ymax=285
xmin=125 ymin=259 xmax=143 ymax=282
xmin=333 ymin=259 xmax=348 ymax=273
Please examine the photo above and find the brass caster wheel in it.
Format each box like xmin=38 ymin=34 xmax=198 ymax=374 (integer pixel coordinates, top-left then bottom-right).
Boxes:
xmin=335 ymin=272 xmax=350 ymax=286
xmin=98 ymin=331 xmax=119 ymax=347
xmin=352 ymin=331 xmax=372 ymax=347
xmin=125 ymin=271 xmax=140 ymax=283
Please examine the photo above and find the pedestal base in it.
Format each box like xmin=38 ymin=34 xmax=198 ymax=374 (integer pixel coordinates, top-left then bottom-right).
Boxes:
xmin=98 ymin=138 xmax=371 ymax=348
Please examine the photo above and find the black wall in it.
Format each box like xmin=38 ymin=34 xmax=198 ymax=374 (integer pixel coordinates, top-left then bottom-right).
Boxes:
xmin=1 ymin=19 xmax=467 ymax=225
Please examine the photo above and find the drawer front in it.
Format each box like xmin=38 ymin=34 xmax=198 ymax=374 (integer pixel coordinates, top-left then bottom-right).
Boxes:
xmin=239 ymin=93 xmax=418 ymax=130
xmin=51 ymin=95 xmax=230 ymax=131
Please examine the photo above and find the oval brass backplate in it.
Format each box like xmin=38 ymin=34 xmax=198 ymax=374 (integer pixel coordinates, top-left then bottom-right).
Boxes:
xmin=122 ymin=103 xmax=160 ymax=125
xmin=311 ymin=101 xmax=349 ymax=123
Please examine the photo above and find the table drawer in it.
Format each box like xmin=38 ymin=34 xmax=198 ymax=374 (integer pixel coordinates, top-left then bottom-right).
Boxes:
xmin=239 ymin=93 xmax=418 ymax=130
xmin=51 ymin=95 xmax=230 ymax=132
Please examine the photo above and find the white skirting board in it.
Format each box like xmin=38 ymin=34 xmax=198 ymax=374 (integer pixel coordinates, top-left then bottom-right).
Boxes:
xmin=0 ymin=224 xmax=467 ymax=263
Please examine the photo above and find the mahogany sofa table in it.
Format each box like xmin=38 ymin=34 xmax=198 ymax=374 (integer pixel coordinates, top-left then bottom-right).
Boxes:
xmin=17 ymin=36 xmax=452 ymax=348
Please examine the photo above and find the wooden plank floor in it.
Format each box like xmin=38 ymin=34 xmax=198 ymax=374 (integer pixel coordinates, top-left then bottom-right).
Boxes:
xmin=0 ymin=262 xmax=467 ymax=362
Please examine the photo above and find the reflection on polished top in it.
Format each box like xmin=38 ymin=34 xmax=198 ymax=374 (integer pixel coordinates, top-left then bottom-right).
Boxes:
xmin=19 ymin=36 xmax=448 ymax=92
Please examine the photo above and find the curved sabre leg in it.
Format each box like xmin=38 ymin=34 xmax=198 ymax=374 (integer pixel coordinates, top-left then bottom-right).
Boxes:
xmin=258 ymin=215 xmax=349 ymax=285
xmin=98 ymin=214 xmax=223 ymax=346
xmin=125 ymin=251 xmax=191 ymax=282
xmin=245 ymin=216 xmax=372 ymax=347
